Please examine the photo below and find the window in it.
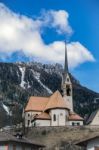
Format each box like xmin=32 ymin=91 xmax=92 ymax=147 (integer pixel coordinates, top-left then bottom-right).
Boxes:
xmin=28 ymin=120 xmax=30 ymax=126
xmin=28 ymin=114 xmax=30 ymax=117
xmin=66 ymin=85 xmax=71 ymax=96
xmin=72 ymin=122 xmax=75 ymax=126
xmin=53 ymin=114 xmax=56 ymax=121
xmin=67 ymin=78 xmax=69 ymax=82
xmin=77 ymin=122 xmax=80 ymax=126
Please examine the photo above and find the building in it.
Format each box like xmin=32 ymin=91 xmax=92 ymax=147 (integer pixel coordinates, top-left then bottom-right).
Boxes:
xmin=76 ymin=135 xmax=99 ymax=150
xmin=86 ymin=109 xmax=99 ymax=126
xmin=24 ymin=42 xmax=84 ymax=127
xmin=0 ymin=131 xmax=44 ymax=150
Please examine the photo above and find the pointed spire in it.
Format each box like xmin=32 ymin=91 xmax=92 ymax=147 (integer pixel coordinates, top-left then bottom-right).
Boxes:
xmin=64 ymin=40 xmax=69 ymax=73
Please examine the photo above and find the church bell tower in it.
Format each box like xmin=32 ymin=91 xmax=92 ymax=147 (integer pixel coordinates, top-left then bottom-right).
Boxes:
xmin=61 ymin=41 xmax=73 ymax=111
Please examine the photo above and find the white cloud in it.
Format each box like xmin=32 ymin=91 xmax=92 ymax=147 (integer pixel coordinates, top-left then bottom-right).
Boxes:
xmin=40 ymin=10 xmax=73 ymax=35
xmin=0 ymin=3 xmax=95 ymax=68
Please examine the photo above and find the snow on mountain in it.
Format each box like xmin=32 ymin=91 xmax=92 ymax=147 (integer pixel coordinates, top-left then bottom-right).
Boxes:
xmin=19 ymin=66 xmax=26 ymax=89
xmin=0 ymin=61 xmax=99 ymax=128
xmin=2 ymin=103 xmax=10 ymax=115
xmin=32 ymin=70 xmax=52 ymax=94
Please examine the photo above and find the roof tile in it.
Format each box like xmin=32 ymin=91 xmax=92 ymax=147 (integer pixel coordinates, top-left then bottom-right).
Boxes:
xmin=69 ymin=112 xmax=84 ymax=121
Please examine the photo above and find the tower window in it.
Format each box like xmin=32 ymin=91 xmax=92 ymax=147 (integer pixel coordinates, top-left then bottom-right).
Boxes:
xmin=66 ymin=85 xmax=71 ymax=96
xmin=53 ymin=114 xmax=56 ymax=121
xmin=67 ymin=78 xmax=69 ymax=82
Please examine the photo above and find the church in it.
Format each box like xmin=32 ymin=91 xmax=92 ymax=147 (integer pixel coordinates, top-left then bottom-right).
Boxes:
xmin=24 ymin=43 xmax=84 ymax=127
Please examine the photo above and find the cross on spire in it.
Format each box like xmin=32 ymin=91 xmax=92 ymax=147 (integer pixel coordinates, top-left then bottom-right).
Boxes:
xmin=64 ymin=40 xmax=69 ymax=73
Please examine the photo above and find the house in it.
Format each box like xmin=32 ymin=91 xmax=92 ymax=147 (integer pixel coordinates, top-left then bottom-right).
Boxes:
xmin=24 ymin=42 xmax=84 ymax=127
xmin=0 ymin=131 xmax=44 ymax=150
xmin=76 ymin=135 xmax=99 ymax=150
xmin=86 ymin=109 xmax=99 ymax=125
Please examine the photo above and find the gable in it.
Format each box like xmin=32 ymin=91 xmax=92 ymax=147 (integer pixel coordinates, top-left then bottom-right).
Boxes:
xmin=44 ymin=90 xmax=69 ymax=111
xmin=90 ymin=110 xmax=99 ymax=125
xmin=66 ymin=73 xmax=71 ymax=83
xmin=86 ymin=109 xmax=99 ymax=125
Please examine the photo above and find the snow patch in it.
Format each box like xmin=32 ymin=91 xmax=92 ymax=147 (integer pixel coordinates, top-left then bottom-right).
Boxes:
xmin=2 ymin=103 xmax=10 ymax=115
xmin=19 ymin=66 xmax=26 ymax=89
xmin=33 ymin=70 xmax=52 ymax=94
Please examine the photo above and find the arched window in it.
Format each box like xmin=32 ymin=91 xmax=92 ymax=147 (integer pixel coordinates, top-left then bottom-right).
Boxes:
xmin=28 ymin=120 xmax=30 ymax=126
xmin=53 ymin=114 xmax=56 ymax=121
xmin=28 ymin=114 xmax=30 ymax=117
xmin=66 ymin=85 xmax=71 ymax=96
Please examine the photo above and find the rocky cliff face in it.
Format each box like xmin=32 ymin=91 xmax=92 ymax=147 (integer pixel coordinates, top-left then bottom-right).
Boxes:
xmin=0 ymin=62 xmax=99 ymax=127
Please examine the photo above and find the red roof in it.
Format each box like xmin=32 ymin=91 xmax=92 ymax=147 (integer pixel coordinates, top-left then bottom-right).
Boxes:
xmin=34 ymin=112 xmax=51 ymax=120
xmin=25 ymin=97 xmax=49 ymax=112
xmin=44 ymin=90 xmax=70 ymax=111
xmin=25 ymin=90 xmax=70 ymax=112
xmin=69 ymin=112 xmax=84 ymax=121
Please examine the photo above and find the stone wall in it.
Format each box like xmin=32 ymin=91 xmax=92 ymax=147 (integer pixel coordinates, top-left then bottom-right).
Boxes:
xmin=25 ymin=126 xmax=99 ymax=149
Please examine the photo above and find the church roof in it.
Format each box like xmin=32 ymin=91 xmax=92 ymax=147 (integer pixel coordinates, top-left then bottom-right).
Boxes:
xmin=68 ymin=112 xmax=84 ymax=121
xmin=25 ymin=91 xmax=70 ymax=112
xmin=0 ymin=131 xmax=44 ymax=147
xmin=25 ymin=96 xmax=49 ymax=112
xmin=44 ymin=90 xmax=70 ymax=111
xmin=34 ymin=112 xmax=51 ymax=120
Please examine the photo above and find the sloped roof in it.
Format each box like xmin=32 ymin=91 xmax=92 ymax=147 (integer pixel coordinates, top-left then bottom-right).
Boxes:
xmin=44 ymin=90 xmax=70 ymax=111
xmin=69 ymin=112 xmax=84 ymax=121
xmin=0 ymin=131 xmax=44 ymax=147
xmin=25 ymin=91 xmax=70 ymax=112
xmin=75 ymin=135 xmax=99 ymax=146
xmin=25 ymin=96 xmax=49 ymax=112
xmin=34 ymin=112 xmax=51 ymax=120
xmin=86 ymin=109 xmax=99 ymax=125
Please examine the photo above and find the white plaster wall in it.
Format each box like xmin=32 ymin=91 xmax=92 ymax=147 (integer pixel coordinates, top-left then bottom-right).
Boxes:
xmin=87 ymin=138 xmax=99 ymax=150
xmin=69 ymin=121 xmax=83 ymax=126
xmin=50 ymin=109 xmax=68 ymax=126
xmin=35 ymin=119 xmax=51 ymax=126
xmin=25 ymin=111 xmax=41 ymax=127
xmin=63 ymin=95 xmax=73 ymax=112
xmin=90 ymin=110 xmax=99 ymax=126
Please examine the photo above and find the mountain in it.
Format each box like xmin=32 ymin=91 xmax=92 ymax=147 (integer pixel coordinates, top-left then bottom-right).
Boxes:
xmin=0 ymin=62 xmax=99 ymax=127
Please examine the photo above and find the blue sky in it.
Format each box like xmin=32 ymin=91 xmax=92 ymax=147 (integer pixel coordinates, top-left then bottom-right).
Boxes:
xmin=0 ymin=0 xmax=99 ymax=92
